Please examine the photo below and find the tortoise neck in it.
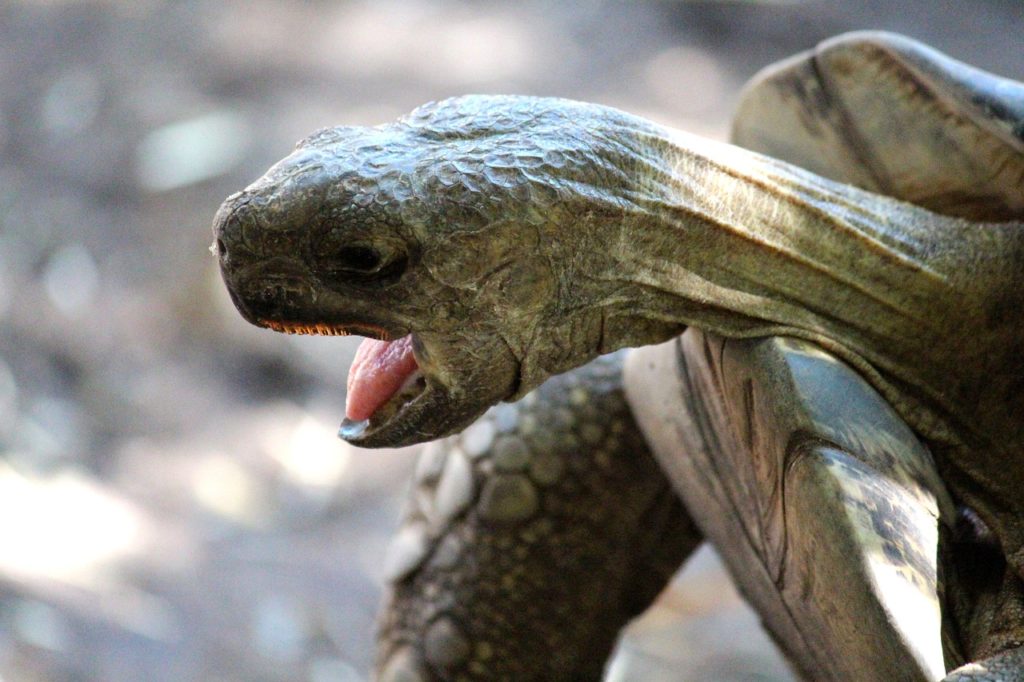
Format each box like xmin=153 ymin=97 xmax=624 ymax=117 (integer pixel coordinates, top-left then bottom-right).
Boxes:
xmin=573 ymin=130 xmax=1016 ymax=442
xmin=588 ymin=131 xmax=960 ymax=347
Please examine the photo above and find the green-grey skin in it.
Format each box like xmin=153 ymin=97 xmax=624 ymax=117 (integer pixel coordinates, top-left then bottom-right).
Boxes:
xmin=214 ymin=32 xmax=1024 ymax=680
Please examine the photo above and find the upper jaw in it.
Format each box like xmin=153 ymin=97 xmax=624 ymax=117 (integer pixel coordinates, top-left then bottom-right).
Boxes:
xmin=222 ymin=265 xmax=410 ymax=342
xmin=243 ymin=297 xmax=409 ymax=341
xmin=257 ymin=318 xmax=399 ymax=340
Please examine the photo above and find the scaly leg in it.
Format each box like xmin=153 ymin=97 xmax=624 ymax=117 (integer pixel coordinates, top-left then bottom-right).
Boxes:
xmin=375 ymin=353 xmax=702 ymax=681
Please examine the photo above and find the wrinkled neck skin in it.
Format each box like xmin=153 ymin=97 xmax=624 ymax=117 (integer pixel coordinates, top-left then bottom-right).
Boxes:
xmin=533 ymin=122 xmax=1022 ymax=457
xmin=522 ymin=115 xmax=1024 ymax=572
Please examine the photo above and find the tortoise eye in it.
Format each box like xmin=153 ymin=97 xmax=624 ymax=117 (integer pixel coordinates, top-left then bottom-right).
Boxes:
xmin=334 ymin=245 xmax=383 ymax=273
xmin=320 ymin=241 xmax=409 ymax=284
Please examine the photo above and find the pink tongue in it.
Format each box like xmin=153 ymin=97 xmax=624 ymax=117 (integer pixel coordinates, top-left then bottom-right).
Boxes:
xmin=346 ymin=335 xmax=419 ymax=422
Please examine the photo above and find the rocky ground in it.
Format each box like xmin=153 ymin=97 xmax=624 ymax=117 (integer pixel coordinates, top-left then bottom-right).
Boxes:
xmin=0 ymin=1 xmax=1020 ymax=680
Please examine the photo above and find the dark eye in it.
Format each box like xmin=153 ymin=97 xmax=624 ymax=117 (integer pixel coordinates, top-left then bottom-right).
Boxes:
xmin=319 ymin=241 xmax=409 ymax=284
xmin=335 ymin=245 xmax=382 ymax=273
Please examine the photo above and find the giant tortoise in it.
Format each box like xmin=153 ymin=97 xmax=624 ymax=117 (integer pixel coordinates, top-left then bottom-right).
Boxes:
xmin=212 ymin=32 xmax=1024 ymax=681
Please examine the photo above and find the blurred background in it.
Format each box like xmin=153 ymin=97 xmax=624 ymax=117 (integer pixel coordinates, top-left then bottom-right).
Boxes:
xmin=0 ymin=1 xmax=1021 ymax=680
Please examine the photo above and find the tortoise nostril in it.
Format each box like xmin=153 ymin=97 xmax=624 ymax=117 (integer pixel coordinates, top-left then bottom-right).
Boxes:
xmin=216 ymin=238 xmax=227 ymax=259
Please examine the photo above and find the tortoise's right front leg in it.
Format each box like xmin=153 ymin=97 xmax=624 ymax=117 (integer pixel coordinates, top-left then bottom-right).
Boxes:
xmin=375 ymin=354 xmax=702 ymax=681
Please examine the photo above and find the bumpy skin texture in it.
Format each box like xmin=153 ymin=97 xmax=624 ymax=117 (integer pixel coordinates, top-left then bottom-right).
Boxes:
xmin=213 ymin=32 xmax=1024 ymax=680
xmin=375 ymin=354 xmax=700 ymax=680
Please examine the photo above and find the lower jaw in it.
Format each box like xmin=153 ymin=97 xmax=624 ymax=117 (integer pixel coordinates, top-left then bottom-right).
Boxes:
xmin=339 ymin=371 xmax=427 ymax=442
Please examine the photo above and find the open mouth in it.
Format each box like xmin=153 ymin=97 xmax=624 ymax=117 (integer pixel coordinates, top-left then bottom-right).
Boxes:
xmin=257 ymin=318 xmax=430 ymax=442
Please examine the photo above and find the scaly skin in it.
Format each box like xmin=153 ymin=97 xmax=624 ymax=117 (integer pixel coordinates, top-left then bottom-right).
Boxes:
xmin=213 ymin=33 xmax=1024 ymax=679
xmin=376 ymin=353 xmax=700 ymax=680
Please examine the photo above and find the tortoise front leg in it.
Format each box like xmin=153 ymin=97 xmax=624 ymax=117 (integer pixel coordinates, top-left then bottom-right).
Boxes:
xmin=625 ymin=331 xmax=958 ymax=681
xmin=375 ymin=353 xmax=702 ymax=681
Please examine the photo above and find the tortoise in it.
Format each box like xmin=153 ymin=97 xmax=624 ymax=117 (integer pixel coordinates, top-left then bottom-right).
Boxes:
xmin=212 ymin=31 xmax=1024 ymax=681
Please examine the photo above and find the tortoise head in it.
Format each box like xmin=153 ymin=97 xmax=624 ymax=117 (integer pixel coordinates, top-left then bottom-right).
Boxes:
xmin=213 ymin=95 xmax=648 ymax=447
